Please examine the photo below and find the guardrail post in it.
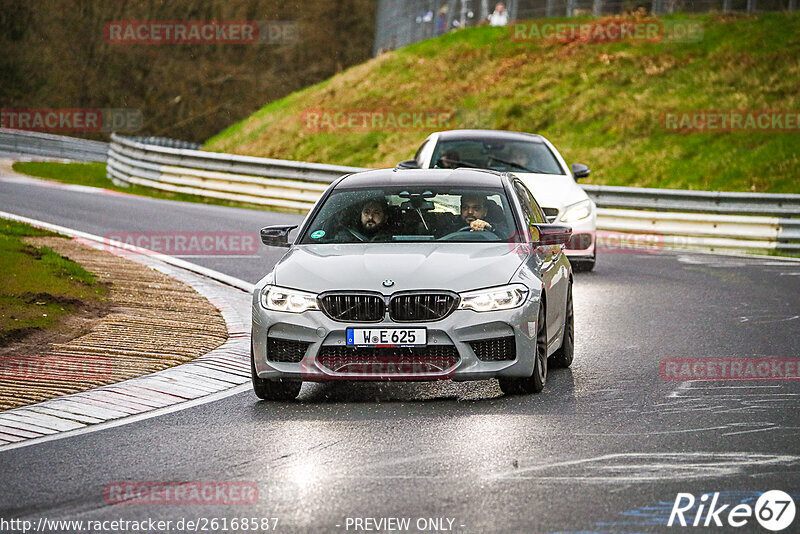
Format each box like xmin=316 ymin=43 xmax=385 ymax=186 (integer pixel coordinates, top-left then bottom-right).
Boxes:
xmin=747 ymin=0 xmax=756 ymax=13
xmin=722 ymin=0 xmax=731 ymax=12
xmin=566 ymin=0 xmax=576 ymax=16
xmin=592 ymin=0 xmax=603 ymax=16
xmin=546 ymin=0 xmax=555 ymax=17
xmin=652 ymin=0 xmax=663 ymax=15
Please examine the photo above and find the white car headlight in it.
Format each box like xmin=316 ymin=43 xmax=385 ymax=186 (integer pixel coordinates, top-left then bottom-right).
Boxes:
xmin=560 ymin=199 xmax=593 ymax=223
xmin=260 ymin=285 xmax=319 ymax=313
xmin=458 ymin=283 xmax=529 ymax=312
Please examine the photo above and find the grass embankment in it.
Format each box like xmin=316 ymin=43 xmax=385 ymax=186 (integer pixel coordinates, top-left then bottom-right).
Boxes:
xmin=0 ymin=219 xmax=106 ymax=346
xmin=206 ymin=12 xmax=800 ymax=194
xmin=10 ymin=162 xmax=271 ymax=211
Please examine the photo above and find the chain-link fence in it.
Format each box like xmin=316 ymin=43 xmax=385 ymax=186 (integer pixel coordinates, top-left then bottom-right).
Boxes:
xmin=374 ymin=0 xmax=796 ymax=53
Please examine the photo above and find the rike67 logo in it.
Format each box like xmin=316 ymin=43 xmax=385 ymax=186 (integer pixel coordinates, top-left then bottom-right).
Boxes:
xmin=668 ymin=491 xmax=796 ymax=531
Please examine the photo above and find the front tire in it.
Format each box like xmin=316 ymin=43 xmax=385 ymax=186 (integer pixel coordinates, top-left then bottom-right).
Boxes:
xmin=499 ymin=304 xmax=547 ymax=395
xmin=251 ymin=345 xmax=302 ymax=401
xmin=549 ymin=280 xmax=574 ymax=369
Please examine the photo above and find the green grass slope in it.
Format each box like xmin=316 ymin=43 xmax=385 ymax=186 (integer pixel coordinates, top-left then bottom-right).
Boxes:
xmin=0 ymin=219 xmax=106 ymax=345
xmin=206 ymin=13 xmax=800 ymax=193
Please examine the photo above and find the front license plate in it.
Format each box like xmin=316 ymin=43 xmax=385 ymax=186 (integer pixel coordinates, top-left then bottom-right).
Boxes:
xmin=346 ymin=328 xmax=427 ymax=347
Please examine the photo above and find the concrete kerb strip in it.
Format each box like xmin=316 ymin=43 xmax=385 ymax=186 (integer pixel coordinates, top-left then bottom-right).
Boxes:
xmin=0 ymin=211 xmax=256 ymax=452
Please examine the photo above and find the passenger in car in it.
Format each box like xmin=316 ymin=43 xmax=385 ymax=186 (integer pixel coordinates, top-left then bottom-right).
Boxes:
xmin=336 ymin=198 xmax=394 ymax=242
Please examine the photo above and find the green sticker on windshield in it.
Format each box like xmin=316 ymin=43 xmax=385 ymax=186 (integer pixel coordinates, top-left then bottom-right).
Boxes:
xmin=310 ymin=230 xmax=325 ymax=239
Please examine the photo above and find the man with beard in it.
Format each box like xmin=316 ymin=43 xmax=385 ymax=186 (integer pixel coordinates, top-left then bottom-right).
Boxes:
xmin=337 ymin=198 xmax=393 ymax=242
xmin=437 ymin=193 xmax=509 ymax=238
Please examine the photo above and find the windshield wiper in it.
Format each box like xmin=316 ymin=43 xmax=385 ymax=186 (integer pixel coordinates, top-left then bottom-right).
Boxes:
xmin=488 ymin=156 xmax=543 ymax=173
xmin=435 ymin=157 xmax=477 ymax=169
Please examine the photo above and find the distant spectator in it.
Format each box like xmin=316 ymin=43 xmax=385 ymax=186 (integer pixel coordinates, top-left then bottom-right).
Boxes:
xmin=435 ymin=5 xmax=449 ymax=36
xmin=488 ymin=3 xmax=509 ymax=26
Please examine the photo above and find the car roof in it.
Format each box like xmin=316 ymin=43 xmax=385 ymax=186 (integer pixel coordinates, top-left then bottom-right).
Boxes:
xmin=433 ymin=129 xmax=547 ymax=143
xmin=336 ymin=168 xmax=509 ymax=189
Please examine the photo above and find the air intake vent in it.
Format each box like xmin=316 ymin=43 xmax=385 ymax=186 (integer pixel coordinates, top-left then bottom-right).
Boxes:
xmin=469 ymin=336 xmax=516 ymax=362
xmin=389 ymin=293 xmax=459 ymax=322
xmin=267 ymin=337 xmax=311 ymax=363
xmin=317 ymin=345 xmax=459 ymax=375
xmin=319 ymin=293 xmax=385 ymax=322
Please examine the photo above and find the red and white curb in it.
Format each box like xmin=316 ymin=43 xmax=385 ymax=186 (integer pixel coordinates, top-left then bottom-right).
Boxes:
xmin=0 ymin=211 xmax=256 ymax=451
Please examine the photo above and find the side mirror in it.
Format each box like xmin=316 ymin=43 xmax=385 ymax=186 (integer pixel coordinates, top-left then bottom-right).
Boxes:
xmin=260 ymin=225 xmax=298 ymax=247
xmin=396 ymin=159 xmax=420 ymax=169
xmin=571 ymin=163 xmax=590 ymax=180
xmin=531 ymin=224 xmax=572 ymax=247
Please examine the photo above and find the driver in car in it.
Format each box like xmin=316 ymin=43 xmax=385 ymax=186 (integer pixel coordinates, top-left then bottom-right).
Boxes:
xmin=438 ymin=194 xmax=508 ymax=236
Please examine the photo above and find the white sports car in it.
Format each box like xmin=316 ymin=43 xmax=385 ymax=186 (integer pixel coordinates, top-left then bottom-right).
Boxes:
xmin=401 ymin=129 xmax=597 ymax=271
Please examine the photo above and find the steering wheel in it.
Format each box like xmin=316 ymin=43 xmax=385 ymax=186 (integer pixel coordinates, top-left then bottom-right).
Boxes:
xmin=439 ymin=226 xmax=497 ymax=241
xmin=346 ymin=228 xmax=369 ymax=242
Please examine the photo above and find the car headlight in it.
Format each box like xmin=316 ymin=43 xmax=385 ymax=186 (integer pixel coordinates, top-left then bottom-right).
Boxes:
xmin=560 ymin=199 xmax=593 ymax=223
xmin=260 ymin=285 xmax=319 ymax=313
xmin=458 ymin=283 xmax=529 ymax=312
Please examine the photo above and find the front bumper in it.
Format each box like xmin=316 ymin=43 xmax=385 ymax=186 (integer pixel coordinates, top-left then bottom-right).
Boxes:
xmin=560 ymin=212 xmax=596 ymax=260
xmin=252 ymin=300 xmax=541 ymax=382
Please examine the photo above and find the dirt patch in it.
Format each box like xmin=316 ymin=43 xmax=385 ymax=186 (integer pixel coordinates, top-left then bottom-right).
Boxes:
xmin=0 ymin=237 xmax=228 ymax=411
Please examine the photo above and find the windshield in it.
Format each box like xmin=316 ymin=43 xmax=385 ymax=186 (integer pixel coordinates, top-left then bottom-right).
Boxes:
xmin=430 ymin=139 xmax=564 ymax=175
xmin=299 ymin=186 xmax=519 ymax=244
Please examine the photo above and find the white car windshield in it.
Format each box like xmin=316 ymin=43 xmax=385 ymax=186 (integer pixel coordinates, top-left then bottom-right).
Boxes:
xmin=431 ymin=139 xmax=564 ymax=175
xmin=299 ymin=186 xmax=519 ymax=244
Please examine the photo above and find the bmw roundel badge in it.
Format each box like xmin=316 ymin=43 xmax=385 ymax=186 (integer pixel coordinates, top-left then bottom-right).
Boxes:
xmin=382 ymin=279 xmax=394 ymax=288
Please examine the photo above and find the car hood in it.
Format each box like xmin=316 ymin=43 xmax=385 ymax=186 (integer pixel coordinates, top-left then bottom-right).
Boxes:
xmin=273 ymin=243 xmax=525 ymax=294
xmin=514 ymin=173 xmax=589 ymax=211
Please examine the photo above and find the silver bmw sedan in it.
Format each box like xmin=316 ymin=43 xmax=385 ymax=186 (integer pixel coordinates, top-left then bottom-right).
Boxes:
xmin=251 ymin=168 xmax=575 ymax=400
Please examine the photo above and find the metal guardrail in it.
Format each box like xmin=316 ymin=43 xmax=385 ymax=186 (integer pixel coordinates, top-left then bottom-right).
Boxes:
xmin=125 ymin=136 xmax=201 ymax=150
xmin=107 ymin=133 xmax=363 ymax=211
xmin=105 ymin=133 xmax=800 ymax=255
xmin=582 ymin=184 xmax=800 ymax=218
xmin=1 ymin=130 xmax=795 ymax=255
xmin=598 ymin=209 xmax=799 ymax=254
xmin=0 ymin=129 xmax=109 ymax=162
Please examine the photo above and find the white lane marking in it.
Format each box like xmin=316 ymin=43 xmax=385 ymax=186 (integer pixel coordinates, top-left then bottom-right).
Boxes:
xmin=722 ymin=425 xmax=778 ymax=437
xmin=676 ymin=253 xmax=800 ymax=265
xmin=173 ymin=255 xmax=261 ymax=259
xmin=0 ymin=170 xmax=132 ymax=196
xmin=488 ymin=452 xmax=800 ymax=482
xmin=682 ymin=385 xmax=782 ymax=389
xmin=575 ymin=425 xmax=731 ymax=436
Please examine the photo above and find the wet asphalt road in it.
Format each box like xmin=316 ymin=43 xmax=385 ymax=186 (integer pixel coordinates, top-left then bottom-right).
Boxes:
xmin=1 ymin=171 xmax=799 ymax=533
